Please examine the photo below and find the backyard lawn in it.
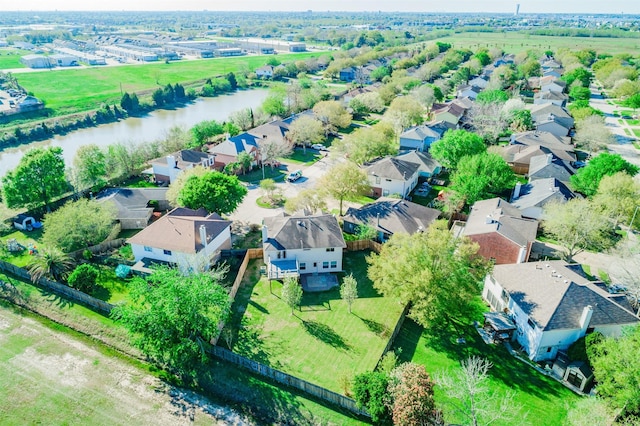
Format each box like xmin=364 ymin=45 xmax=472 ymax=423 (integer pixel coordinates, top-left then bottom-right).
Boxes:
xmin=0 ymin=228 xmax=44 ymax=268
xmin=392 ymin=319 xmax=580 ymax=426
xmin=224 ymin=250 xmax=405 ymax=392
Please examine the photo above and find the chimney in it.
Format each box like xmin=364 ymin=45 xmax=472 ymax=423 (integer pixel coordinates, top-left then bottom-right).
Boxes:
xmin=546 ymin=154 xmax=553 ymax=165
xmin=199 ymin=224 xmax=208 ymax=248
xmin=485 ymin=215 xmax=494 ymax=225
xmin=167 ymin=155 xmax=176 ymax=168
xmin=513 ymin=182 xmax=522 ymax=199
xmin=579 ymin=305 xmax=593 ymax=335
xmin=262 ymin=224 xmax=268 ymax=243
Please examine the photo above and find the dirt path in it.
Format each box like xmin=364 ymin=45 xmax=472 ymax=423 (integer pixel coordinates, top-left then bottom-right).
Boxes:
xmin=0 ymin=306 xmax=251 ymax=426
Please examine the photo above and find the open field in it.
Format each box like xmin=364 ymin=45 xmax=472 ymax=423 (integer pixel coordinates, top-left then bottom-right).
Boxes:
xmin=225 ymin=251 xmax=405 ymax=392
xmin=434 ymin=32 xmax=640 ymax=55
xmin=13 ymin=52 xmax=323 ymax=116
xmin=392 ymin=319 xmax=580 ymax=426
xmin=0 ymin=304 xmax=247 ymax=425
xmin=0 ymin=48 xmax=29 ymax=69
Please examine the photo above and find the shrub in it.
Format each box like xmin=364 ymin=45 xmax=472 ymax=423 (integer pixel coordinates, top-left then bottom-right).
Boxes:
xmin=67 ymin=264 xmax=99 ymax=293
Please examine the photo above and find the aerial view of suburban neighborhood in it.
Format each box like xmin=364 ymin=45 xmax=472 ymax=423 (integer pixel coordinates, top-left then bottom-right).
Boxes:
xmin=1 ymin=1 xmax=640 ymax=425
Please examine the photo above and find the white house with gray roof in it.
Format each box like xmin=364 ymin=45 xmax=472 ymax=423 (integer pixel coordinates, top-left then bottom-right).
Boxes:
xmin=483 ymin=261 xmax=639 ymax=361
xmin=262 ymin=213 xmax=346 ymax=279
xmin=395 ymin=151 xmax=442 ymax=178
xmin=365 ymin=157 xmax=420 ymax=199
xmin=150 ymin=149 xmax=216 ymax=184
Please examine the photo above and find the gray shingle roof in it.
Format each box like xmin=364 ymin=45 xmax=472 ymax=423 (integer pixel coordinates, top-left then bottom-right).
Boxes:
xmin=395 ymin=151 xmax=441 ymax=175
xmin=510 ymin=178 xmax=575 ymax=210
xmin=263 ymin=214 xmax=346 ymax=251
xmin=464 ymin=198 xmax=538 ymax=247
xmin=366 ymin=157 xmax=420 ymax=180
xmin=492 ymin=261 xmax=639 ymax=331
xmin=343 ymin=197 xmax=440 ymax=236
xmin=400 ymin=125 xmax=440 ymax=141
xmin=96 ymin=187 xmax=168 ymax=221
xmin=528 ymin=154 xmax=576 ymax=183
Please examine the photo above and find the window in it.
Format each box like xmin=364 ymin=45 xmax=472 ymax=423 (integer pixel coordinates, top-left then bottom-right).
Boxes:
xmin=326 ymin=248 xmax=335 ymax=252
xmin=385 ymin=178 xmax=392 ymax=182
xmin=322 ymin=261 xmax=329 ymax=269
xmin=300 ymin=263 xmax=306 ymax=270
xmin=527 ymin=318 xmax=536 ymax=329
xmin=330 ymin=261 xmax=337 ymax=269
xmin=163 ymin=249 xmax=172 ymax=256
xmin=144 ymin=246 xmax=153 ymax=252
xmin=546 ymin=347 xmax=552 ymax=353
xmin=375 ymin=176 xmax=381 ymax=184
xmin=383 ymin=190 xmax=389 ymax=196
xmin=501 ymin=289 xmax=510 ymax=303
xmin=282 ymin=251 xmax=287 ymax=259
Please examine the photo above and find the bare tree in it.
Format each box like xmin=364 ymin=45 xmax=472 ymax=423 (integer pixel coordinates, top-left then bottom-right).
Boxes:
xmin=437 ymin=356 xmax=526 ymax=426
xmin=574 ymin=115 xmax=615 ymax=157
xmin=468 ymin=102 xmax=508 ymax=143
xmin=259 ymin=138 xmax=293 ymax=170
xmin=609 ymin=242 xmax=640 ymax=315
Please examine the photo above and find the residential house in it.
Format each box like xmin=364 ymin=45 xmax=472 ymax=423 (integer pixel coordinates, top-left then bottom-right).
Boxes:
xmin=150 ymin=150 xmax=216 ymax=184
xmin=395 ymin=150 xmax=442 ymax=178
xmin=366 ymin=157 xmax=420 ymax=199
xmin=543 ymin=68 xmax=563 ymax=79
xmin=533 ymin=90 xmax=568 ymax=107
xmin=255 ymin=64 xmax=284 ymax=79
xmin=262 ymin=213 xmax=346 ymax=278
xmin=468 ymin=76 xmax=489 ymax=89
xmin=528 ymin=154 xmax=577 ymax=184
xmin=497 ymin=144 xmax=574 ymax=175
xmin=128 ymin=207 xmax=232 ymax=273
xmin=96 ymin=187 xmax=170 ymax=229
xmin=541 ymin=79 xmax=567 ymax=94
xmin=510 ymin=130 xmax=574 ymax=154
xmin=339 ymin=67 xmax=358 ymax=82
xmin=456 ymin=84 xmax=482 ymax=100
xmin=529 ymin=105 xmax=575 ymax=137
xmin=483 ymin=261 xmax=639 ymax=361
xmin=399 ymin=124 xmax=442 ymax=152
xmin=209 ymin=133 xmax=260 ymax=169
xmin=510 ymin=178 xmax=576 ymax=220
xmin=431 ymin=102 xmax=466 ymax=126
xmin=541 ymin=59 xmax=563 ymax=70
xmin=343 ymin=197 xmax=440 ymax=242
xmin=341 ymin=86 xmax=374 ymax=105
xmin=461 ymin=198 xmax=538 ymax=265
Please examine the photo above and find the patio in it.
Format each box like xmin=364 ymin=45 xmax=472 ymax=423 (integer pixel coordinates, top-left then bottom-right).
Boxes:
xmin=300 ymin=273 xmax=339 ymax=292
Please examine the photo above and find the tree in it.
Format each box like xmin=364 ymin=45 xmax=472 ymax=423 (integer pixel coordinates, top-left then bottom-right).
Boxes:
xmin=312 ymin=100 xmax=352 ymax=135
xmin=467 ymin=102 xmax=509 ymax=143
xmin=565 ymin=398 xmax=615 ymax=426
xmin=409 ymin=85 xmax=436 ymax=110
xmin=437 ymin=357 xmax=523 ymax=426
xmin=333 ymin=122 xmax=397 ymax=165
xmin=508 ymin=109 xmax=533 ymax=132
xmin=42 ymin=198 xmax=117 ymax=253
xmin=27 ymin=246 xmax=74 ymax=283
xmin=190 ymin=120 xmax=225 ymax=146
xmin=229 ymin=108 xmax=255 ymax=131
xmin=352 ymin=371 xmax=391 ymax=423
xmin=542 ymin=199 xmax=613 ymax=260
xmin=261 ymin=93 xmax=287 ymax=118
xmin=593 ymin=172 xmax=640 ymax=229
xmin=287 ymin=115 xmax=325 ymax=150
xmin=281 ymin=276 xmax=303 ymax=314
xmin=237 ymin=151 xmax=253 ymax=174
xmin=340 ymin=273 xmax=358 ymax=314
xmin=67 ymin=264 xmax=99 ymax=293
xmin=569 ymin=86 xmax=592 ymax=101
xmin=430 ymin=130 xmax=486 ymax=170
xmin=476 ymin=89 xmax=509 ymax=104
xmin=111 ymin=267 xmax=230 ymax=379
xmin=590 ymin=325 xmax=640 ymax=416
xmin=623 ymin=93 xmax=640 ymax=114
xmin=382 ymin=96 xmax=425 ymax=132
xmin=388 ymin=363 xmax=441 ymax=426
xmin=152 ymin=88 xmax=165 ymax=107
xmin=177 ymin=170 xmax=247 ymax=214
xmin=2 ymin=147 xmax=68 ymax=210
xmin=570 ymin=153 xmax=639 ymax=197
xmin=259 ymin=178 xmax=282 ymax=205
xmin=451 ymin=153 xmax=516 ymax=206
xmin=72 ymin=144 xmax=107 ymax=191
xmin=319 ymin=162 xmax=369 ymax=215
xmin=166 ymin=166 xmax=209 ymax=207
xmin=284 ymin=188 xmax=327 ymax=215
xmin=350 ymin=92 xmax=385 ymax=117
xmin=368 ymin=221 xmax=489 ymax=328
xmin=259 ymin=138 xmax=293 ymax=170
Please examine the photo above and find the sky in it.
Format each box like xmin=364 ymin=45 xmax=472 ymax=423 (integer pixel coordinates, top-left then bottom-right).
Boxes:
xmin=6 ymin=0 xmax=640 ymax=14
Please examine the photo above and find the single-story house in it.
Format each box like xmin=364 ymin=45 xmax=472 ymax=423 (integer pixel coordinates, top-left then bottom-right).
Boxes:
xmin=468 ymin=76 xmax=489 ymax=89
xmin=128 ymin=207 xmax=232 ymax=274
xmin=262 ymin=213 xmax=346 ymax=279
xmin=343 ymin=197 xmax=440 ymax=242
xmin=483 ymin=261 xmax=639 ymax=361
xmin=533 ymin=90 xmax=568 ymax=107
xmin=399 ymin=124 xmax=442 ymax=152
xmin=431 ymin=102 xmax=466 ymax=126
xmin=541 ymin=59 xmax=562 ymax=70
xmin=150 ymin=150 xmax=216 ymax=184
xmin=95 ymin=187 xmax=170 ymax=229
xmin=543 ymin=69 xmax=563 ymax=79
xmin=255 ymin=64 xmax=284 ymax=79
xmin=461 ymin=198 xmax=538 ymax=265
xmin=510 ymin=178 xmax=576 ymax=220
xmin=541 ymin=80 xmax=567 ymax=94
xmin=456 ymin=84 xmax=482 ymax=100
xmin=365 ymin=156 xmax=420 ymax=199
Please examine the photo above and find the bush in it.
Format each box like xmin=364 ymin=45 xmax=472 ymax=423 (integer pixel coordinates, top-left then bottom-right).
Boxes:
xmin=82 ymin=249 xmax=93 ymax=260
xmin=67 ymin=264 xmax=99 ymax=293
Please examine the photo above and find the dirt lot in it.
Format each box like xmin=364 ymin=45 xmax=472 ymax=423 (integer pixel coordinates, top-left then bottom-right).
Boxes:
xmin=0 ymin=305 xmax=250 ymax=426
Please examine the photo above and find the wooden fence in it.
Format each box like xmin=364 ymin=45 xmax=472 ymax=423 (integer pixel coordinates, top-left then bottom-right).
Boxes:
xmin=228 ymin=248 xmax=262 ymax=301
xmin=0 ymin=259 xmax=114 ymax=315
xmin=209 ymin=345 xmax=370 ymax=418
xmin=69 ymin=238 xmax=126 ymax=259
xmin=375 ymin=303 xmax=411 ymax=370
xmin=345 ymin=239 xmax=382 ymax=253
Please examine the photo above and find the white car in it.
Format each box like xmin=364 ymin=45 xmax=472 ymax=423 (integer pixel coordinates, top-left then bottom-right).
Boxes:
xmin=311 ymin=144 xmax=329 ymax=151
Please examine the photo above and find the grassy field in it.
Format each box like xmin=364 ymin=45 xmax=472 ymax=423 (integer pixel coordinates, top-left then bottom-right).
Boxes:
xmin=0 ymin=48 xmax=29 ymax=69
xmin=224 ymin=251 xmax=405 ymax=392
xmin=434 ymin=32 xmax=640 ymax=55
xmin=1 ymin=228 xmax=44 ymax=268
xmin=14 ymin=52 xmax=323 ymax=116
xmin=392 ymin=319 xmax=580 ymax=426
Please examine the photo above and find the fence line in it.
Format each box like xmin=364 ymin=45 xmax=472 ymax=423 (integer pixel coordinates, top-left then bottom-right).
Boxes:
xmin=68 ymin=238 xmax=126 ymax=259
xmin=209 ymin=346 xmax=370 ymax=418
xmin=375 ymin=303 xmax=411 ymax=370
xmin=0 ymin=259 xmax=114 ymax=315
xmin=345 ymin=239 xmax=382 ymax=253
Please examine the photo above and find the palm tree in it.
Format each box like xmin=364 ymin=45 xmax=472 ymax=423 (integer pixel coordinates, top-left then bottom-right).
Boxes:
xmin=27 ymin=246 xmax=74 ymax=283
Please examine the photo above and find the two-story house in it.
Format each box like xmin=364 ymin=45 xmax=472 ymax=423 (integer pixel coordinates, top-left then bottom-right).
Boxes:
xmin=365 ymin=157 xmax=420 ymax=199
xmin=150 ymin=150 xmax=216 ymax=184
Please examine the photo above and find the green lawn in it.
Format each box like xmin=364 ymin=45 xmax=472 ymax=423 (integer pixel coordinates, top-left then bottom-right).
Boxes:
xmin=0 ymin=48 xmax=29 ymax=69
xmin=284 ymin=149 xmax=322 ymax=164
xmin=392 ymin=319 xmax=580 ymax=426
xmin=633 ymin=129 xmax=640 ymax=138
xmin=14 ymin=52 xmax=323 ymax=116
xmin=0 ymin=228 xmax=44 ymax=268
xmin=237 ymin=166 xmax=287 ymax=184
xmin=224 ymin=251 xmax=405 ymax=392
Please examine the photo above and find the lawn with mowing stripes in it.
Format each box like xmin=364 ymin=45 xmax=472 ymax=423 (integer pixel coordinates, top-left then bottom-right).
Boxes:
xmin=14 ymin=52 xmax=324 ymax=115
xmin=225 ymin=251 xmax=405 ymax=392
xmin=392 ymin=319 xmax=580 ymax=426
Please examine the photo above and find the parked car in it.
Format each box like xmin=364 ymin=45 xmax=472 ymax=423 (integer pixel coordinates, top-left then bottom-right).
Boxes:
xmin=287 ymin=170 xmax=303 ymax=182
xmin=311 ymin=144 xmax=329 ymax=151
